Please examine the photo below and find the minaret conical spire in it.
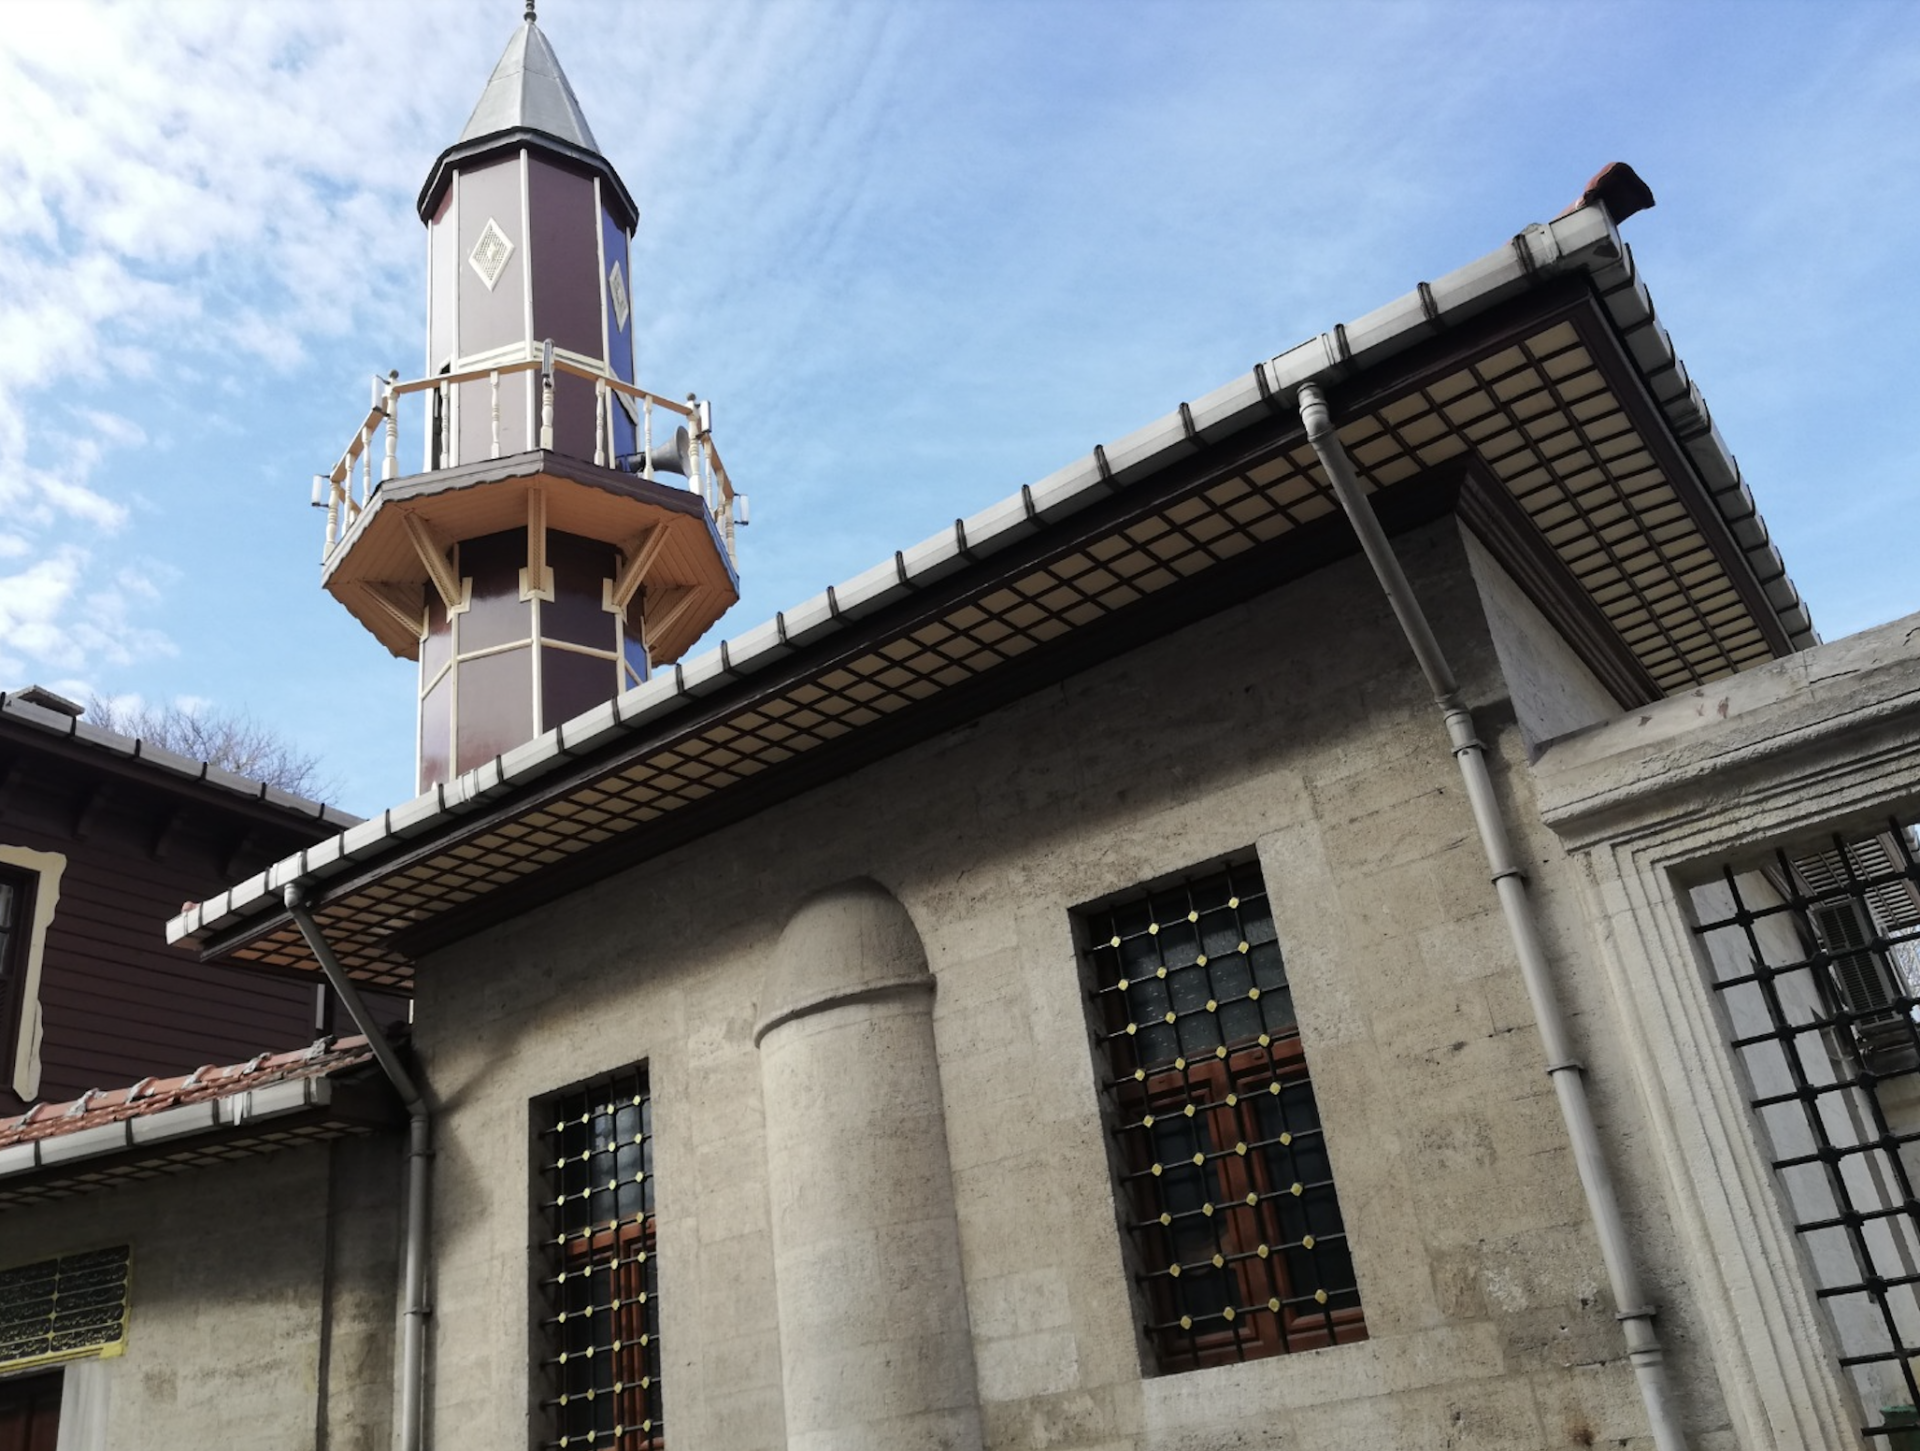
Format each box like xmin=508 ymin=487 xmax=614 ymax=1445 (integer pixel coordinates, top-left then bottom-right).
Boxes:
xmin=458 ymin=9 xmax=599 ymax=154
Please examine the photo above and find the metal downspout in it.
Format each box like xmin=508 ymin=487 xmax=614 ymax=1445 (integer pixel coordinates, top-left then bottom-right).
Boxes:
xmin=287 ymin=885 xmax=431 ymax=1451
xmin=1295 ymin=381 xmax=1686 ymax=1451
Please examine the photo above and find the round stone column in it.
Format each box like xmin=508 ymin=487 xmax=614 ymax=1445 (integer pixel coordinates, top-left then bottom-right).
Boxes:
xmin=755 ymin=880 xmax=984 ymax=1451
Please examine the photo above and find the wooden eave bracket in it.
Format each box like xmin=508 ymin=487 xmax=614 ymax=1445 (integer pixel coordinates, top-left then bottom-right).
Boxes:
xmin=607 ymin=525 xmax=668 ymax=613
xmin=400 ymin=510 xmax=464 ymax=612
xmin=644 ymin=585 xmax=699 ymax=655
xmin=362 ymin=583 xmax=428 ymax=643
xmin=520 ymin=484 xmax=555 ymax=601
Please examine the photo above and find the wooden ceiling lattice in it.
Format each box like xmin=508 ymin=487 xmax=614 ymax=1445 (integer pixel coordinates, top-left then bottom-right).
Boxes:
xmin=218 ymin=313 xmax=1788 ymax=987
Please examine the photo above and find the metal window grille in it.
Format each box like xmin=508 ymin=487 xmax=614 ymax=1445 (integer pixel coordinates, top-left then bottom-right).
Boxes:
xmin=535 ymin=1065 xmax=661 ymax=1450
xmin=1691 ymin=816 xmax=1920 ymax=1442
xmin=1080 ymin=860 xmax=1365 ymax=1372
xmin=0 ymin=1246 xmax=131 ymax=1373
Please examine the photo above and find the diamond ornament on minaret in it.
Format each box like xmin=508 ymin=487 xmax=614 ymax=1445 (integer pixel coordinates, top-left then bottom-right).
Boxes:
xmin=468 ymin=219 xmax=514 ymax=290
xmin=308 ymin=7 xmax=747 ymax=793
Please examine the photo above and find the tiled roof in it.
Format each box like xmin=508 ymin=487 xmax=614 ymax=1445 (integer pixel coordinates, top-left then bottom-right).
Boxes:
xmin=0 ymin=1037 xmax=376 ymax=1149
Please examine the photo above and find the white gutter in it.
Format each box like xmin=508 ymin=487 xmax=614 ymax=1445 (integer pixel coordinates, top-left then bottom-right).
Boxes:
xmin=286 ymin=886 xmax=432 ymax=1451
xmin=168 ymin=202 xmax=1815 ymax=956
xmin=0 ymin=1075 xmax=339 ymax=1181
xmin=1296 ymin=379 xmax=1686 ymax=1451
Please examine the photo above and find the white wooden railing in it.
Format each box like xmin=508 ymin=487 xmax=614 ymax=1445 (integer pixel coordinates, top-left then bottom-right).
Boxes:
xmin=313 ymin=343 xmax=740 ymax=568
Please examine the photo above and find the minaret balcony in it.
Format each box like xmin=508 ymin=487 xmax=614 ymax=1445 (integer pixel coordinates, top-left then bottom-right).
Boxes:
xmin=312 ymin=348 xmax=743 ymax=669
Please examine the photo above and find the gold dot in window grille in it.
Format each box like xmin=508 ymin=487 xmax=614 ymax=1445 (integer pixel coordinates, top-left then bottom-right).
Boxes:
xmin=1159 ymin=1212 xmax=1172 ymax=1226
xmin=1133 ymin=1069 xmax=1146 ymax=1082
xmin=639 ymin=1333 xmax=650 ymax=1346
xmin=1125 ymin=1023 xmax=1138 ymax=1036
xmin=1228 ymin=896 xmax=1239 ymax=909
xmin=1150 ymin=1163 xmax=1164 ymax=1177
xmin=1248 ymin=987 xmax=1261 ymax=1001
xmin=1224 ymin=1092 xmax=1238 ymax=1106
xmin=1267 ymin=1296 xmax=1280 ymax=1313
xmin=1301 ymin=1233 xmax=1315 ymax=1249
xmin=1278 ymin=1130 xmax=1292 ymax=1145
xmin=1188 ymin=910 xmax=1199 ymax=923
xmin=1149 ymin=923 xmax=1160 ymax=935
xmin=1168 ymin=1263 xmax=1182 ymax=1278
xmin=1214 ymin=1045 xmax=1228 ymax=1060
xmin=1269 ymin=1083 xmax=1282 ymax=1097
xmin=1256 ymin=1244 xmax=1270 ymax=1259
xmin=1211 ymin=1253 xmax=1225 ymax=1269
xmin=1234 ymin=1141 xmax=1248 ymax=1156
xmin=1196 ymin=953 xmax=1208 ymax=967
xmin=1174 ymin=1056 xmax=1187 ymax=1070
xmin=641 ymin=1376 xmax=652 ymax=1389
xmin=1314 ymin=1288 xmax=1328 ymax=1305
xmin=1205 ymin=999 xmax=1217 ymax=1012
xmin=1183 ymin=1103 xmax=1196 ymax=1118
xmin=1259 ymin=1034 xmax=1271 ymax=1049
xmin=1156 ymin=965 xmax=1168 ymax=979
xmin=1201 ymin=1202 xmax=1214 ymax=1217
xmin=1142 ymin=1113 xmax=1155 ymax=1127
xmin=1192 ymin=1152 xmax=1206 ymax=1166
xmin=1117 ymin=977 xmax=1129 ymax=990
xmin=1221 ymin=1305 xmax=1236 ymax=1321
xmin=643 ymin=1422 xmax=653 ymax=1434
xmin=1179 ymin=1315 xmax=1193 ymax=1330
xmin=1164 ymin=1011 xmax=1176 ymax=1025
xmin=1238 ymin=941 xmax=1249 ymax=954
xmin=1110 ymin=934 xmax=1120 ymax=947
xmin=1290 ymin=1182 xmax=1304 ymax=1197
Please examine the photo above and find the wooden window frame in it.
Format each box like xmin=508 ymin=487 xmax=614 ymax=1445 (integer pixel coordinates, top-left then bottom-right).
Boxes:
xmin=1082 ymin=860 xmax=1365 ymax=1374
xmin=0 ymin=865 xmax=35 ymax=1079
xmin=535 ymin=1067 xmax=661 ymax=1451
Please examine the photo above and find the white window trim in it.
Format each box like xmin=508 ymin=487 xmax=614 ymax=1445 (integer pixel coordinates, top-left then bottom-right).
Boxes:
xmin=2 ymin=845 xmax=66 ymax=1103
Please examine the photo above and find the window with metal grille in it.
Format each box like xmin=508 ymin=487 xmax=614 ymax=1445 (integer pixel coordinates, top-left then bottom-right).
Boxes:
xmin=1080 ymin=860 xmax=1365 ymax=1372
xmin=0 ymin=1246 xmax=130 ymax=1374
xmin=1691 ymin=816 xmax=1920 ymax=1443
xmin=534 ymin=1065 xmax=661 ymax=1450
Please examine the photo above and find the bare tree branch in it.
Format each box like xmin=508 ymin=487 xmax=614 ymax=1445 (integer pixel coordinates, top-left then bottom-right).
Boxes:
xmin=85 ymin=696 xmax=336 ymax=802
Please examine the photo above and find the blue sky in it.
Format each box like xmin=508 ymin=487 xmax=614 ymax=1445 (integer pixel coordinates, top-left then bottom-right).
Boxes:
xmin=2 ymin=0 xmax=1917 ymax=814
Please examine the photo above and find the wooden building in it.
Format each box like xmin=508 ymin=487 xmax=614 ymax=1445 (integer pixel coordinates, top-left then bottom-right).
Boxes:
xmin=0 ymin=686 xmax=400 ymax=1116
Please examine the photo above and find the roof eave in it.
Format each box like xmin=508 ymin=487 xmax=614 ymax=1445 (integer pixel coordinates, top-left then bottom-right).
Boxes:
xmin=416 ymin=127 xmax=638 ymax=230
xmin=168 ymin=196 xmax=1817 ymax=959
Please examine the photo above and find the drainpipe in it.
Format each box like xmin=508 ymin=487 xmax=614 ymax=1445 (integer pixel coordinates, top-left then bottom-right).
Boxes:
xmin=286 ymin=884 xmax=431 ymax=1451
xmin=1296 ymin=381 xmax=1685 ymax=1451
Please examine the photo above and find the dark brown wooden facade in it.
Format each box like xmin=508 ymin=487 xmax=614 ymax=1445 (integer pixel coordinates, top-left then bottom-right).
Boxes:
xmin=0 ymin=701 xmax=406 ymax=1114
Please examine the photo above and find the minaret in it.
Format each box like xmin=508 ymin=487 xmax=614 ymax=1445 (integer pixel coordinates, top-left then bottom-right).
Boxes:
xmin=314 ymin=4 xmax=742 ymax=792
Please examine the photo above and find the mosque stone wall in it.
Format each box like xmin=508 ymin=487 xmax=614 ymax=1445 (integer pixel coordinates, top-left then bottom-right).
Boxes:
xmin=0 ymin=1134 xmax=400 ymax=1451
xmin=412 ymin=518 xmax=1740 ymax=1451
